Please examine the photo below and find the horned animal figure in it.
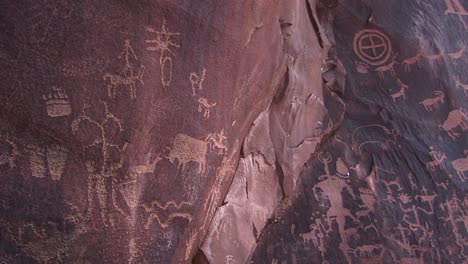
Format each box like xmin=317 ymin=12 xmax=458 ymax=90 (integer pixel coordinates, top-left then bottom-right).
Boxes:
xmin=419 ymin=90 xmax=445 ymax=111
xmin=439 ymin=108 xmax=468 ymax=140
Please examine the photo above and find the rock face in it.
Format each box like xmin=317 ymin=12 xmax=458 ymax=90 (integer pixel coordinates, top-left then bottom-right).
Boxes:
xmin=0 ymin=1 xmax=467 ymax=264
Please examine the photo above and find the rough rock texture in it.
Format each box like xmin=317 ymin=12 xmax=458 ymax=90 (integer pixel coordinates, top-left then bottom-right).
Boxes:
xmin=0 ymin=0 xmax=467 ymax=264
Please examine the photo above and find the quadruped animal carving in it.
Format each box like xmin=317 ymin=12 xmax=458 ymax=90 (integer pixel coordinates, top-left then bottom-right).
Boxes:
xmin=351 ymin=125 xmax=398 ymax=154
xmin=419 ymin=90 xmax=445 ymax=111
xmin=439 ymin=108 xmax=467 ymax=140
xmin=390 ymin=78 xmax=409 ymax=102
xmin=402 ymin=47 xmax=424 ymax=72
xmin=444 ymin=0 xmax=468 ymax=29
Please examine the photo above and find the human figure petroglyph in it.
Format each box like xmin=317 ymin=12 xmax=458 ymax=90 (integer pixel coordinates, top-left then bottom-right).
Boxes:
xmin=71 ymin=102 xmax=124 ymax=225
xmin=141 ymin=200 xmax=193 ymax=229
xmin=104 ymin=40 xmax=145 ymax=100
xmin=190 ymin=68 xmax=206 ymax=96
xmin=454 ymin=76 xmax=468 ymax=95
xmin=402 ymin=47 xmax=424 ymax=72
xmin=426 ymin=153 xmax=446 ymax=171
xmin=439 ymin=108 xmax=468 ymax=140
xmin=168 ymin=134 xmax=208 ymax=173
xmin=0 ymin=136 xmax=20 ymax=169
xmin=444 ymin=0 xmax=468 ymax=29
xmin=42 ymin=86 xmax=72 ymax=117
xmin=197 ymin=97 xmax=216 ymax=119
xmin=375 ymin=53 xmax=398 ymax=78
xmin=419 ymin=90 xmax=445 ymax=111
xmin=351 ymin=124 xmax=398 ymax=154
xmin=314 ymin=154 xmax=354 ymax=263
xmin=145 ymin=19 xmax=180 ymax=87
xmin=390 ymin=78 xmax=409 ymax=102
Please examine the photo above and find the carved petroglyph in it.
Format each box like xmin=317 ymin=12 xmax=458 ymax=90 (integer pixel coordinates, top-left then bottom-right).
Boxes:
xmin=426 ymin=152 xmax=446 ymax=172
xmin=145 ymin=19 xmax=180 ymax=87
xmin=402 ymin=47 xmax=423 ymax=72
xmin=27 ymin=144 xmax=68 ymax=180
xmin=141 ymin=200 xmax=193 ymax=229
xmin=197 ymin=97 xmax=216 ymax=119
xmin=129 ymin=152 xmax=162 ymax=177
xmin=351 ymin=125 xmax=398 ymax=153
xmin=444 ymin=0 xmax=468 ymax=29
xmin=375 ymin=53 xmax=398 ymax=78
xmin=71 ymin=102 xmax=124 ymax=224
xmin=205 ymin=129 xmax=227 ymax=154
xmin=355 ymin=61 xmax=369 ymax=73
xmin=452 ymin=156 xmax=467 ymax=179
xmin=168 ymin=134 xmax=208 ymax=173
xmin=426 ymin=50 xmax=445 ymax=66
xmin=353 ymin=29 xmax=393 ymax=66
xmin=454 ymin=76 xmax=468 ymax=95
xmin=419 ymin=90 xmax=445 ymax=111
xmin=390 ymin=78 xmax=409 ymax=102
xmin=42 ymin=87 xmax=72 ymax=117
xmin=0 ymin=136 xmax=20 ymax=169
xmin=448 ymin=42 xmax=466 ymax=59
xmin=28 ymin=145 xmax=46 ymax=178
xmin=104 ymin=40 xmax=145 ymax=99
xmin=439 ymin=108 xmax=467 ymax=140
xmin=314 ymin=153 xmax=354 ymax=263
xmin=190 ymin=68 xmax=206 ymax=96
xmin=46 ymin=144 xmax=68 ymax=181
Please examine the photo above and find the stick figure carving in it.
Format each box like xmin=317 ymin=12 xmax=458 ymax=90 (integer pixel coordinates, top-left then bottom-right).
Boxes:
xmin=145 ymin=20 xmax=180 ymax=87
xmin=104 ymin=40 xmax=145 ymax=100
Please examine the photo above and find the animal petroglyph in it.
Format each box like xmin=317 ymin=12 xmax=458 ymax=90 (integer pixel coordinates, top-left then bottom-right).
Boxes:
xmin=353 ymin=29 xmax=393 ymax=66
xmin=375 ymin=53 xmax=398 ymax=78
xmin=452 ymin=156 xmax=467 ymax=179
xmin=444 ymin=0 xmax=468 ymax=29
xmin=402 ymin=47 xmax=423 ymax=72
xmin=145 ymin=19 xmax=180 ymax=87
xmin=168 ymin=134 xmax=208 ymax=173
xmin=426 ymin=153 xmax=446 ymax=171
xmin=42 ymin=87 xmax=72 ymax=117
xmin=351 ymin=125 xmax=398 ymax=154
xmin=448 ymin=42 xmax=466 ymax=59
xmin=104 ymin=40 xmax=145 ymax=99
xmin=419 ymin=90 xmax=445 ymax=111
xmin=0 ymin=136 xmax=20 ymax=169
xmin=197 ymin=97 xmax=216 ymax=119
xmin=190 ymin=67 xmax=206 ymax=96
xmin=439 ymin=108 xmax=467 ymax=140
xmin=141 ymin=200 xmax=193 ymax=229
xmin=205 ymin=129 xmax=227 ymax=154
xmin=454 ymin=76 xmax=468 ymax=95
xmin=426 ymin=50 xmax=445 ymax=66
xmin=390 ymin=78 xmax=409 ymax=102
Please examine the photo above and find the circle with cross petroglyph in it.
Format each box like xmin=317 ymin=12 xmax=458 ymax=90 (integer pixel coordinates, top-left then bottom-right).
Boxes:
xmin=353 ymin=29 xmax=392 ymax=66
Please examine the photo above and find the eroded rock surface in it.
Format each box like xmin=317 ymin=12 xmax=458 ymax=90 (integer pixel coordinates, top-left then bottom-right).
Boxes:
xmin=0 ymin=0 xmax=467 ymax=263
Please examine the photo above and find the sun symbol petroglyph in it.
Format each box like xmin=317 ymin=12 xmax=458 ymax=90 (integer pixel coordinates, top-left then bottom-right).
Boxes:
xmin=145 ymin=20 xmax=180 ymax=87
xmin=104 ymin=40 xmax=145 ymax=99
xmin=42 ymin=86 xmax=72 ymax=117
xmin=353 ymin=29 xmax=393 ymax=66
